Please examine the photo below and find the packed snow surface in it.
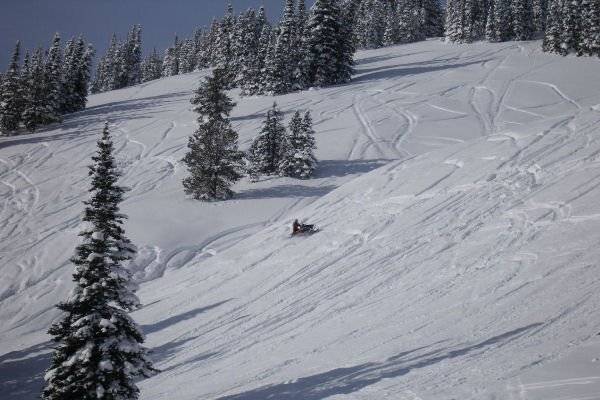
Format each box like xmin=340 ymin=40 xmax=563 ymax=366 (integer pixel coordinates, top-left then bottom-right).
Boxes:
xmin=1 ymin=39 xmax=600 ymax=399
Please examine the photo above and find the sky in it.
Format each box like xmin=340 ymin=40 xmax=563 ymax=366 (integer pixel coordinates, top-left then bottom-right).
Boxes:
xmin=0 ymin=1 xmax=315 ymax=68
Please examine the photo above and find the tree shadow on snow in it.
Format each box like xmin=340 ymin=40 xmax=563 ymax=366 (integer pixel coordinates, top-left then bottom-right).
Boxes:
xmin=353 ymin=59 xmax=489 ymax=84
xmin=237 ymin=184 xmax=338 ymax=200
xmin=314 ymin=159 xmax=389 ymax=178
xmin=0 ymin=341 xmax=52 ymax=400
xmin=217 ymin=323 xmax=543 ymax=400
xmin=142 ymin=299 xmax=231 ymax=335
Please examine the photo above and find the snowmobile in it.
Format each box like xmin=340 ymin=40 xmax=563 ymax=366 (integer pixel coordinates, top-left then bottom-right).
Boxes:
xmin=291 ymin=219 xmax=319 ymax=236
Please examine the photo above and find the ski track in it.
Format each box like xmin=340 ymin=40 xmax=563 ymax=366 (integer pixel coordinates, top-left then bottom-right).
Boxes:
xmin=1 ymin=39 xmax=600 ymax=400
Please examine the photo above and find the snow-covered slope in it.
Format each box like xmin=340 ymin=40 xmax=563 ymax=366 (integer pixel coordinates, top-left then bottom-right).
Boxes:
xmin=2 ymin=39 xmax=600 ymax=399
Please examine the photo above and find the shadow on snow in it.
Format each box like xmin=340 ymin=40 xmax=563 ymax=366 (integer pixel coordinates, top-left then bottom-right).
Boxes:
xmin=217 ymin=323 xmax=543 ymax=400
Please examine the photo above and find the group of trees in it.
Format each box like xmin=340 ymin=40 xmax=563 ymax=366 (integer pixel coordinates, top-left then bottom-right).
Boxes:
xmin=248 ymin=103 xmax=317 ymax=180
xmin=353 ymin=0 xmax=444 ymax=49
xmin=445 ymin=0 xmax=543 ymax=43
xmin=91 ymin=25 xmax=143 ymax=93
xmin=182 ymin=68 xmax=317 ymax=201
xmin=0 ymin=35 xmax=93 ymax=135
xmin=153 ymin=0 xmax=355 ymax=96
xmin=445 ymin=0 xmax=600 ymax=58
xmin=543 ymin=0 xmax=600 ymax=57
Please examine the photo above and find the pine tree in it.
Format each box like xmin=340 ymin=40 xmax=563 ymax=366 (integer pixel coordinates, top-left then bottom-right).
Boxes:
xmin=215 ymin=4 xmax=237 ymax=87
xmin=579 ymin=0 xmax=600 ymax=56
xmin=445 ymin=0 xmax=466 ymax=42
xmin=279 ymin=110 xmax=317 ymax=179
xmin=61 ymin=37 xmax=92 ymax=114
xmin=141 ymin=48 xmax=162 ymax=83
xmin=267 ymin=0 xmax=297 ymax=94
xmin=182 ymin=68 xmax=244 ymax=200
xmin=560 ymin=0 xmax=582 ymax=54
xmin=21 ymin=48 xmax=47 ymax=132
xmin=533 ymin=0 xmax=548 ymax=31
xmin=44 ymin=33 xmax=64 ymax=123
xmin=242 ymin=22 xmax=271 ymax=95
xmin=304 ymin=0 xmax=345 ymax=87
xmin=42 ymin=123 xmax=154 ymax=400
xmin=0 ymin=41 xmax=23 ymax=134
xmin=494 ymin=0 xmax=514 ymax=42
xmin=162 ymin=36 xmax=180 ymax=77
xmin=423 ymin=0 xmax=446 ymax=37
xmin=512 ymin=0 xmax=535 ymax=40
xmin=248 ymin=102 xmax=287 ymax=178
xmin=485 ymin=0 xmax=498 ymax=41
xmin=543 ymin=0 xmax=564 ymax=53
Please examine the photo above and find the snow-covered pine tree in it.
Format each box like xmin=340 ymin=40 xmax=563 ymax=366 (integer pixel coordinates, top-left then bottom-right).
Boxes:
xmin=422 ymin=0 xmax=446 ymax=38
xmin=117 ymin=25 xmax=142 ymax=87
xmin=266 ymin=0 xmax=297 ymax=94
xmin=73 ymin=40 xmax=94 ymax=112
xmin=533 ymin=0 xmax=548 ymax=32
xmin=543 ymin=0 xmax=564 ymax=53
xmin=579 ymin=0 xmax=600 ymax=56
xmin=485 ymin=0 xmax=498 ymax=41
xmin=494 ymin=0 xmax=514 ymax=42
xmin=335 ymin=0 xmax=357 ymax=85
xmin=445 ymin=0 xmax=466 ymax=42
xmin=0 ymin=41 xmax=23 ymax=134
xmin=560 ymin=0 xmax=582 ymax=55
xmin=182 ymin=68 xmax=244 ymax=200
xmin=512 ymin=0 xmax=536 ymax=40
xmin=242 ymin=21 xmax=272 ymax=95
xmin=215 ymin=4 xmax=237 ymax=87
xmin=304 ymin=0 xmax=345 ymax=87
xmin=141 ymin=48 xmax=162 ymax=83
xmin=42 ymin=122 xmax=155 ymax=400
xmin=261 ymin=26 xmax=280 ymax=92
xmin=383 ymin=2 xmax=399 ymax=46
xmin=162 ymin=36 xmax=180 ymax=77
xmin=398 ymin=0 xmax=427 ymax=44
xmin=21 ymin=48 xmax=47 ymax=132
xmin=44 ymin=33 xmax=64 ymax=124
xmin=247 ymin=102 xmax=287 ymax=178
xmin=61 ymin=37 xmax=92 ymax=114
xmin=179 ymin=38 xmax=196 ymax=74
xmin=279 ymin=110 xmax=317 ymax=179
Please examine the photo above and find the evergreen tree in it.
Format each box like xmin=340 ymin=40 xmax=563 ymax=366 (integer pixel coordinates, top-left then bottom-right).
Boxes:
xmin=485 ymin=0 xmax=499 ymax=41
xmin=21 ymin=48 xmax=48 ymax=132
xmin=445 ymin=0 xmax=467 ymax=42
xmin=242 ymin=22 xmax=271 ymax=95
xmin=0 ymin=41 xmax=23 ymax=134
xmin=61 ymin=37 xmax=92 ymax=113
xmin=494 ymin=0 xmax=514 ymax=42
xmin=560 ymin=0 xmax=582 ymax=54
xmin=182 ymin=68 xmax=244 ymax=200
xmin=304 ymin=0 xmax=345 ymax=87
xmin=279 ymin=110 xmax=317 ymax=179
xmin=141 ymin=48 xmax=163 ymax=83
xmin=422 ymin=0 xmax=446 ymax=37
xmin=543 ymin=0 xmax=564 ymax=53
xmin=44 ymin=33 xmax=64 ymax=124
xmin=248 ymin=102 xmax=287 ymax=178
xmin=512 ymin=0 xmax=535 ymax=40
xmin=579 ymin=0 xmax=600 ymax=56
xmin=215 ymin=4 xmax=237 ymax=87
xmin=533 ymin=0 xmax=548 ymax=31
xmin=266 ymin=0 xmax=297 ymax=94
xmin=42 ymin=122 xmax=154 ymax=400
xmin=162 ymin=36 xmax=180 ymax=77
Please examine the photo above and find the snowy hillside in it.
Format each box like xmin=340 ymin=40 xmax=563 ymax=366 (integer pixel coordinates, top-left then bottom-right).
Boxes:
xmin=2 ymin=39 xmax=600 ymax=399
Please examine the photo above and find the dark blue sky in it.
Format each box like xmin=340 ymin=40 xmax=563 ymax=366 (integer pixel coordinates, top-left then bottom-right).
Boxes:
xmin=0 ymin=1 xmax=314 ymax=68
